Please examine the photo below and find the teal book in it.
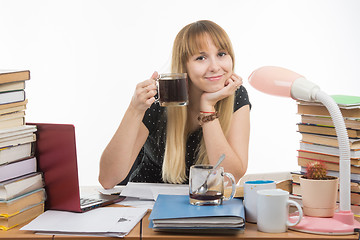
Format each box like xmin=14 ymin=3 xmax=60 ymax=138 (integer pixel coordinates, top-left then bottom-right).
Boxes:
xmin=149 ymin=194 xmax=245 ymax=231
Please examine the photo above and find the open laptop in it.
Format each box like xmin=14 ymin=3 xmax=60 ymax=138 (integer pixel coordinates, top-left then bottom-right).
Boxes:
xmin=27 ymin=123 xmax=125 ymax=213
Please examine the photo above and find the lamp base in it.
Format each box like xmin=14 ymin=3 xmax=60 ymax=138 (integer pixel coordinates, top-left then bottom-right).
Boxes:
xmin=289 ymin=211 xmax=360 ymax=235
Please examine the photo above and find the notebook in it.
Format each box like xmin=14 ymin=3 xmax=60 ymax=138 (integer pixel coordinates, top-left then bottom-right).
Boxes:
xmin=149 ymin=194 xmax=245 ymax=232
xmin=27 ymin=123 xmax=125 ymax=213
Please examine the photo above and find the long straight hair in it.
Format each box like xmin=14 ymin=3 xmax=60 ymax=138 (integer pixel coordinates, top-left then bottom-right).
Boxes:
xmin=162 ymin=20 xmax=235 ymax=183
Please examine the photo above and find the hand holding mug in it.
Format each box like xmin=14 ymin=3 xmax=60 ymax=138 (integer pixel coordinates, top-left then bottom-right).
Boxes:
xmin=130 ymin=72 xmax=158 ymax=113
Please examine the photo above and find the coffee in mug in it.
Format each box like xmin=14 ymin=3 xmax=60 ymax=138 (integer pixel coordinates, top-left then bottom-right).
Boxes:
xmin=189 ymin=165 xmax=236 ymax=206
xmin=156 ymin=73 xmax=188 ymax=107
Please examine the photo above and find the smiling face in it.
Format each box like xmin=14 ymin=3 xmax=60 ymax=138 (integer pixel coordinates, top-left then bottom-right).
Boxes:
xmin=186 ymin=34 xmax=233 ymax=93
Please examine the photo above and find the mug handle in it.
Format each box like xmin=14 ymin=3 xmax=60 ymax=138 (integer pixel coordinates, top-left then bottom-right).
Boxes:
xmin=286 ymin=199 xmax=303 ymax=227
xmin=154 ymin=76 xmax=160 ymax=104
xmin=223 ymin=172 xmax=236 ymax=201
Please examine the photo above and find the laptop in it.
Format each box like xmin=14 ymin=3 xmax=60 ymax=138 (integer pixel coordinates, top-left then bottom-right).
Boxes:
xmin=27 ymin=123 xmax=125 ymax=213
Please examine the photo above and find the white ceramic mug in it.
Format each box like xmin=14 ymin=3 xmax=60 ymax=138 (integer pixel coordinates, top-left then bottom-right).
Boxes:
xmin=257 ymin=189 xmax=303 ymax=233
xmin=243 ymin=180 xmax=276 ymax=223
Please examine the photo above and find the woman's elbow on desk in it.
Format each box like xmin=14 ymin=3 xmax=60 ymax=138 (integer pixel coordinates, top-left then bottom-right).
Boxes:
xmin=231 ymin=159 xmax=248 ymax=183
xmin=233 ymin=167 xmax=247 ymax=184
xmin=98 ymin=171 xmax=122 ymax=190
xmin=99 ymin=153 xmax=126 ymax=189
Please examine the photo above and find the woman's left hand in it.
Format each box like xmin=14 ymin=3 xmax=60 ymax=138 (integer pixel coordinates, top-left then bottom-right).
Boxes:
xmin=200 ymin=73 xmax=243 ymax=111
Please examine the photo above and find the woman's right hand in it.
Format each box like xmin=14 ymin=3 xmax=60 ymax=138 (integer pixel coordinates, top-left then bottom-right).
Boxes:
xmin=130 ymin=71 xmax=158 ymax=113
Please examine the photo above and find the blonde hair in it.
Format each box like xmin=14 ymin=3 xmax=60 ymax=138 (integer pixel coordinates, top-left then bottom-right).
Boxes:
xmin=162 ymin=20 xmax=235 ymax=183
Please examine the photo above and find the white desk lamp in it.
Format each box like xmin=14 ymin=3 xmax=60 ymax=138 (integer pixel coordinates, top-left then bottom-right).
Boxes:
xmin=248 ymin=66 xmax=360 ymax=235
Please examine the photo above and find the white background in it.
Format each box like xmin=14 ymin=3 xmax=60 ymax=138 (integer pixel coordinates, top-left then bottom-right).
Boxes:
xmin=1 ymin=0 xmax=359 ymax=186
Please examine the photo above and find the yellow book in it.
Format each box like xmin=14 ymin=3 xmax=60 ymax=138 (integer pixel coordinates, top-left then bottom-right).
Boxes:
xmin=0 ymin=202 xmax=44 ymax=231
xmin=0 ymin=189 xmax=45 ymax=216
xmin=0 ymin=70 xmax=30 ymax=85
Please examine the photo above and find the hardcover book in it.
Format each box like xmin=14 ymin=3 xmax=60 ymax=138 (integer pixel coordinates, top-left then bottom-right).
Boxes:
xmin=297 ymin=95 xmax=360 ymax=108
xmin=297 ymin=157 xmax=360 ymax=174
xmin=299 ymin=142 xmax=360 ymax=159
xmin=0 ymin=100 xmax=27 ymax=114
xmin=297 ymin=149 xmax=360 ymax=166
xmin=0 ymin=117 xmax=25 ymax=130
xmin=0 ymin=202 xmax=43 ymax=230
xmin=0 ymin=157 xmax=37 ymax=182
xmin=0 ymin=81 xmax=25 ymax=93
xmin=0 ymin=70 xmax=30 ymax=85
xmin=300 ymin=133 xmax=360 ymax=150
xmin=301 ymin=115 xmax=360 ymax=130
xmin=297 ymin=103 xmax=360 ymax=118
xmin=0 ymin=188 xmax=45 ymax=216
xmin=0 ymin=90 xmax=25 ymax=105
xmin=298 ymin=123 xmax=360 ymax=139
xmin=0 ymin=142 xmax=34 ymax=165
xmin=0 ymin=172 xmax=44 ymax=201
xmin=0 ymin=133 xmax=36 ymax=149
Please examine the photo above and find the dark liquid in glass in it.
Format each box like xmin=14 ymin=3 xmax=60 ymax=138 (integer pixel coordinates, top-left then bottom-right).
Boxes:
xmin=158 ymin=78 xmax=188 ymax=106
xmin=190 ymin=190 xmax=223 ymax=201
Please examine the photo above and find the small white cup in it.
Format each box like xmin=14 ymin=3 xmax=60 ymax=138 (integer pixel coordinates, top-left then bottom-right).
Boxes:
xmin=257 ymin=189 xmax=303 ymax=233
xmin=243 ymin=180 xmax=276 ymax=223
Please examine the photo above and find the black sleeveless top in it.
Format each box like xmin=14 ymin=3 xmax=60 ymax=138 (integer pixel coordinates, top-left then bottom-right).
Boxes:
xmin=128 ymin=86 xmax=251 ymax=184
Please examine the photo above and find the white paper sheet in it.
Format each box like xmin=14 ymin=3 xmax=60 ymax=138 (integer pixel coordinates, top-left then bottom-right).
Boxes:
xmin=120 ymin=182 xmax=189 ymax=200
xmin=117 ymin=197 xmax=155 ymax=209
xmin=98 ymin=185 xmax=125 ymax=195
xmin=151 ymin=185 xmax=189 ymax=199
xmin=20 ymin=207 xmax=147 ymax=237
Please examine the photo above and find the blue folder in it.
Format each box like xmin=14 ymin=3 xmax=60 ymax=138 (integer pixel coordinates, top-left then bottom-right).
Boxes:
xmin=149 ymin=194 xmax=245 ymax=231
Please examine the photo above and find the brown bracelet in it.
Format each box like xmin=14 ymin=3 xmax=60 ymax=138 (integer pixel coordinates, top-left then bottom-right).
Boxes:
xmin=197 ymin=111 xmax=219 ymax=126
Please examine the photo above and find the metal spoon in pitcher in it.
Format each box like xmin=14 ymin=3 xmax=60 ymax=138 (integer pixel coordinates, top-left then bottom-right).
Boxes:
xmin=195 ymin=154 xmax=225 ymax=195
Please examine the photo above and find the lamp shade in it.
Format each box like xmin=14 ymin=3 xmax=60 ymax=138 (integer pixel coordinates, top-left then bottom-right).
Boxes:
xmin=248 ymin=66 xmax=320 ymax=101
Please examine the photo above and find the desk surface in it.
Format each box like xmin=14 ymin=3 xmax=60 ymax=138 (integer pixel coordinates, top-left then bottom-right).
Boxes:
xmin=0 ymin=206 xmax=141 ymax=240
xmin=1 ymin=184 xmax=359 ymax=240
xmin=141 ymin=211 xmax=359 ymax=240
xmin=0 ymin=220 xmax=141 ymax=240
xmin=0 ymin=223 xmax=53 ymax=240
xmin=1 ymin=206 xmax=359 ymax=240
xmin=2 ymin=213 xmax=358 ymax=240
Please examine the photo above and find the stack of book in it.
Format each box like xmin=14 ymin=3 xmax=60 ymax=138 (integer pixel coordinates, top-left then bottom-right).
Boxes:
xmin=292 ymin=94 xmax=360 ymax=205
xmin=0 ymin=70 xmax=45 ymax=231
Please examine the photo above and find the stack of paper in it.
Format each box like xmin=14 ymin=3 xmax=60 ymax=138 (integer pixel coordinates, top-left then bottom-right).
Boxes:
xmin=20 ymin=207 xmax=147 ymax=237
xmin=119 ymin=182 xmax=189 ymax=209
xmin=120 ymin=182 xmax=189 ymax=200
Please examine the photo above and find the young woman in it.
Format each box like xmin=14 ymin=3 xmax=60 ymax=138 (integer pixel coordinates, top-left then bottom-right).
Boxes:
xmin=99 ymin=20 xmax=251 ymax=189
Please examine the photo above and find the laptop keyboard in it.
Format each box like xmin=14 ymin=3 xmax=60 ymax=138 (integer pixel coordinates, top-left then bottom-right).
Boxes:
xmin=80 ymin=197 xmax=103 ymax=207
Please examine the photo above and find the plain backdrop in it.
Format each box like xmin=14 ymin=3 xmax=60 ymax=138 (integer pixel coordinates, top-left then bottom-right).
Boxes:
xmin=1 ymin=0 xmax=359 ymax=186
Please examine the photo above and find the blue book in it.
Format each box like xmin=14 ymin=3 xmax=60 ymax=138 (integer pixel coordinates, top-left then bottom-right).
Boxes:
xmin=149 ymin=194 xmax=245 ymax=231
